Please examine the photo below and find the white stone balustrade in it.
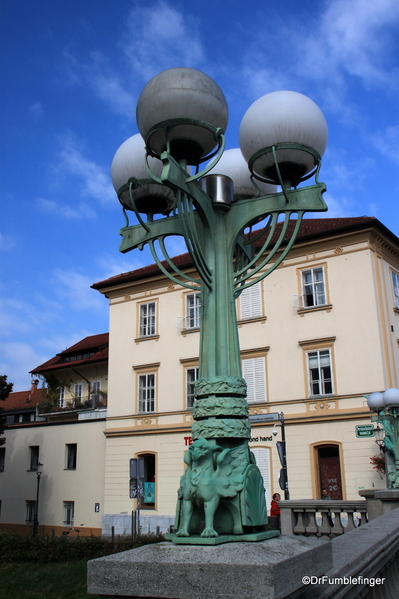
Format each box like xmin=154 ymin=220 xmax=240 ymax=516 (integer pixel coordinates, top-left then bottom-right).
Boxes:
xmin=279 ymin=500 xmax=368 ymax=538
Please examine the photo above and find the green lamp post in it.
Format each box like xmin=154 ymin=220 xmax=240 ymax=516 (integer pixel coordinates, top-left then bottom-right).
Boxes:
xmin=111 ymin=67 xmax=328 ymax=544
xmin=367 ymin=388 xmax=399 ymax=489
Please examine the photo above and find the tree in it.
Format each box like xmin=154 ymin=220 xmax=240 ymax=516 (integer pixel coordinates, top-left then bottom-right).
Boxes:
xmin=0 ymin=375 xmax=13 ymax=446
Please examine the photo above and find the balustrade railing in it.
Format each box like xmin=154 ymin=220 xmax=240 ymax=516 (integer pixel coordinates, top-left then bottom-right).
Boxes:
xmin=279 ymin=500 xmax=368 ymax=538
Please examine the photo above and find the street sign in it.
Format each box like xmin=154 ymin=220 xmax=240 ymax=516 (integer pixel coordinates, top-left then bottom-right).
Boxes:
xmin=249 ymin=412 xmax=280 ymax=423
xmin=356 ymin=424 xmax=375 ymax=438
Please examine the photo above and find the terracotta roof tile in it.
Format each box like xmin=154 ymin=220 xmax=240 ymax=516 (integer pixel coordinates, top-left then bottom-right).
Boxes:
xmin=31 ymin=333 xmax=109 ymax=374
xmin=92 ymin=216 xmax=384 ymax=290
xmin=3 ymin=387 xmax=43 ymax=412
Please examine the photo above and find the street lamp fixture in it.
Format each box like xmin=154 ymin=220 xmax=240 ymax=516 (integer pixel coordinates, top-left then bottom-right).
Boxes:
xmin=367 ymin=388 xmax=399 ymax=488
xmin=111 ymin=67 xmax=328 ymax=543
xmin=33 ymin=461 xmax=43 ymax=536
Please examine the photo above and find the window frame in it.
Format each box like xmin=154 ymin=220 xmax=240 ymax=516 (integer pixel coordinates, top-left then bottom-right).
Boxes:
xmin=392 ymin=270 xmax=399 ymax=310
xmin=66 ymin=443 xmax=77 ymax=470
xmin=307 ymin=349 xmax=334 ymax=396
xmin=139 ymin=301 xmax=157 ymax=338
xmin=26 ymin=500 xmax=36 ymax=525
xmin=186 ymin=367 xmax=199 ymax=409
xmin=29 ymin=446 xmax=40 ymax=471
xmin=138 ymin=373 xmax=156 ymax=413
xmin=136 ymin=453 xmax=156 ymax=510
xmin=301 ymin=266 xmax=327 ymax=308
xmin=63 ymin=501 xmax=74 ymax=526
xmin=74 ymin=383 xmax=83 ymax=403
xmin=59 ymin=386 xmax=65 ymax=408
xmin=185 ymin=293 xmax=201 ymax=329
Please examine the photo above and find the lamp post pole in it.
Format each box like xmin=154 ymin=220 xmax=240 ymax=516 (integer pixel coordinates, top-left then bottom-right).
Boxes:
xmin=367 ymin=388 xmax=399 ymax=488
xmin=111 ymin=67 xmax=328 ymax=543
xmin=33 ymin=462 xmax=43 ymax=536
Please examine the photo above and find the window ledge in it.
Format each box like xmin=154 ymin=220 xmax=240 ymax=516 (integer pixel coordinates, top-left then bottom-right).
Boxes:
xmin=394 ymin=308 xmax=399 ymax=316
xmin=181 ymin=327 xmax=200 ymax=336
xmin=135 ymin=335 xmax=160 ymax=344
xmin=238 ymin=316 xmax=267 ymax=327
xmin=309 ymin=394 xmax=335 ymax=399
xmin=298 ymin=304 xmax=332 ymax=316
xmin=64 ymin=468 xmax=76 ymax=471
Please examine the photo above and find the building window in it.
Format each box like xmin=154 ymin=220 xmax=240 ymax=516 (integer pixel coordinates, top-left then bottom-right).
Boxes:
xmin=186 ymin=367 xmax=199 ymax=409
xmin=29 ymin=446 xmax=40 ymax=471
xmin=137 ymin=453 xmax=156 ymax=509
xmin=91 ymin=381 xmax=101 ymax=406
xmin=242 ymin=357 xmax=266 ymax=403
xmin=250 ymin=447 xmax=271 ymax=513
xmin=392 ymin=271 xmax=399 ymax=309
xmin=74 ymin=383 xmax=83 ymax=403
xmin=302 ymin=267 xmax=326 ymax=307
xmin=26 ymin=500 xmax=36 ymax=525
xmin=139 ymin=302 xmax=156 ymax=337
xmin=66 ymin=444 xmax=77 ymax=470
xmin=138 ymin=374 xmax=155 ymax=413
xmin=307 ymin=349 xmax=333 ymax=396
xmin=63 ymin=501 xmax=74 ymax=526
xmin=239 ymin=283 xmax=262 ymax=320
xmin=0 ymin=447 xmax=5 ymax=472
xmin=59 ymin=386 xmax=65 ymax=408
xmin=186 ymin=293 xmax=201 ymax=329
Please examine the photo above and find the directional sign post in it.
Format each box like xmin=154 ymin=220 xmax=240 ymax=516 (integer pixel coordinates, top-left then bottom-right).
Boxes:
xmin=356 ymin=425 xmax=375 ymax=438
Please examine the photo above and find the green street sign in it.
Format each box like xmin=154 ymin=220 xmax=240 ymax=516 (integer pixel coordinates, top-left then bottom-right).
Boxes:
xmin=356 ymin=424 xmax=375 ymax=438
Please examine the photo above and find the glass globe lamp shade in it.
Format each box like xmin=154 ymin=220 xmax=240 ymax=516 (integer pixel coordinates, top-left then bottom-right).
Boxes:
xmin=239 ymin=91 xmax=328 ymax=186
xmin=367 ymin=391 xmax=385 ymax=411
xmin=111 ymin=134 xmax=175 ymax=215
xmin=136 ymin=67 xmax=228 ymax=165
xmin=383 ymin=387 xmax=399 ymax=406
xmin=207 ymin=148 xmax=277 ymax=199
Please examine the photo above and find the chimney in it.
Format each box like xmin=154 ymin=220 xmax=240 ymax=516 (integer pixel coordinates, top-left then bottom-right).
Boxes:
xmin=31 ymin=379 xmax=39 ymax=392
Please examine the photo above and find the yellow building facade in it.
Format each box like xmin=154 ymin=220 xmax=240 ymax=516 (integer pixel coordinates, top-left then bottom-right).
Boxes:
xmin=92 ymin=216 xmax=399 ymax=533
xmin=2 ymin=216 xmax=399 ymax=536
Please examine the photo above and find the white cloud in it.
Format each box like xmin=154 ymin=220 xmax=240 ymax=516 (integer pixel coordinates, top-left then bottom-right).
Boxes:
xmin=0 ymin=232 xmax=15 ymax=250
xmin=55 ymin=135 xmax=114 ymax=204
xmin=0 ymin=342 xmax=49 ymax=391
xmin=28 ymin=101 xmax=44 ymax=119
xmin=37 ymin=197 xmax=97 ymax=219
xmin=371 ymin=125 xmax=399 ymax=165
xmin=123 ymin=1 xmax=205 ymax=81
xmin=300 ymin=0 xmax=399 ymax=89
xmin=53 ymin=268 xmax=106 ymax=312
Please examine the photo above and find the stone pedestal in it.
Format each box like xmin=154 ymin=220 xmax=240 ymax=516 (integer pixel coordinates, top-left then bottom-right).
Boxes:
xmin=87 ymin=535 xmax=331 ymax=599
xmin=358 ymin=488 xmax=399 ymax=520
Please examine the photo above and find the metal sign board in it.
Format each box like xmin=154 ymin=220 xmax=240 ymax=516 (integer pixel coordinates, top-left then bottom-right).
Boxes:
xmin=130 ymin=457 xmax=145 ymax=479
xmin=249 ymin=412 xmax=280 ymax=423
xmin=355 ymin=425 xmax=375 ymax=438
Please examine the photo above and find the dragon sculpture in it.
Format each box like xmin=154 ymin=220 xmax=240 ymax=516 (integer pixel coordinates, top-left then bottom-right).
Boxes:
xmin=175 ymin=438 xmax=266 ymax=538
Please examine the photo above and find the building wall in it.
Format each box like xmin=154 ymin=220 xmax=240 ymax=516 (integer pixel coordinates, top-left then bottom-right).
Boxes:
xmin=99 ymin=226 xmax=399 ymax=528
xmin=0 ymin=419 xmax=106 ymax=536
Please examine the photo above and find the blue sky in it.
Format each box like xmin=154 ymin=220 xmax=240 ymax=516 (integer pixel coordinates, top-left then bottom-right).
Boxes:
xmin=2 ymin=0 xmax=399 ymax=390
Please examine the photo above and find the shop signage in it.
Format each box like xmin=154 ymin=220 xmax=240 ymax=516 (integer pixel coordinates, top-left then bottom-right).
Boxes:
xmin=249 ymin=412 xmax=280 ymax=423
xmin=355 ymin=424 xmax=375 ymax=438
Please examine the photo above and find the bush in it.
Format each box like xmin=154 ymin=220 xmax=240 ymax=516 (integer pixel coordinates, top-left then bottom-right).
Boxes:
xmin=0 ymin=532 xmax=164 ymax=563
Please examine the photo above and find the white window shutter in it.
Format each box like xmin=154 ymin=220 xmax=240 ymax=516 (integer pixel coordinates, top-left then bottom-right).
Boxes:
xmin=240 ymin=283 xmax=262 ymax=320
xmin=251 ymin=447 xmax=271 ymax=511
xmin=243 ymin=357 xmax=266 ymax=403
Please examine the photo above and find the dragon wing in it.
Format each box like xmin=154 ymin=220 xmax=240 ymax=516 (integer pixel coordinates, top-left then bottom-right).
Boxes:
xmin=214 ymin=444 xmax=250 ymax=498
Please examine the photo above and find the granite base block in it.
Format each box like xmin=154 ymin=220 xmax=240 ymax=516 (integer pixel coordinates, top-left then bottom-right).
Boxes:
xmin=165 ymin=530 xmax=280 ymax=545
xmin=87 ymin=535 xmax=331 ymax=599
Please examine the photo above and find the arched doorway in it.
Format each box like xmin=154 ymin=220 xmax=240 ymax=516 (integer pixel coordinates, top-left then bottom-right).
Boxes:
xmin=316 ymin=444 xmax=343 ymax=499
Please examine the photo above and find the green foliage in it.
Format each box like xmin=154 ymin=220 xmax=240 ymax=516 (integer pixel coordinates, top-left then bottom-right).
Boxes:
xmin=0 ymin=375 xmax=13 ymax=446
xmin=0 ymin=531 xmax=164 ymax=563
xmin=0 ymin=560 xmax=96 ymax=599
